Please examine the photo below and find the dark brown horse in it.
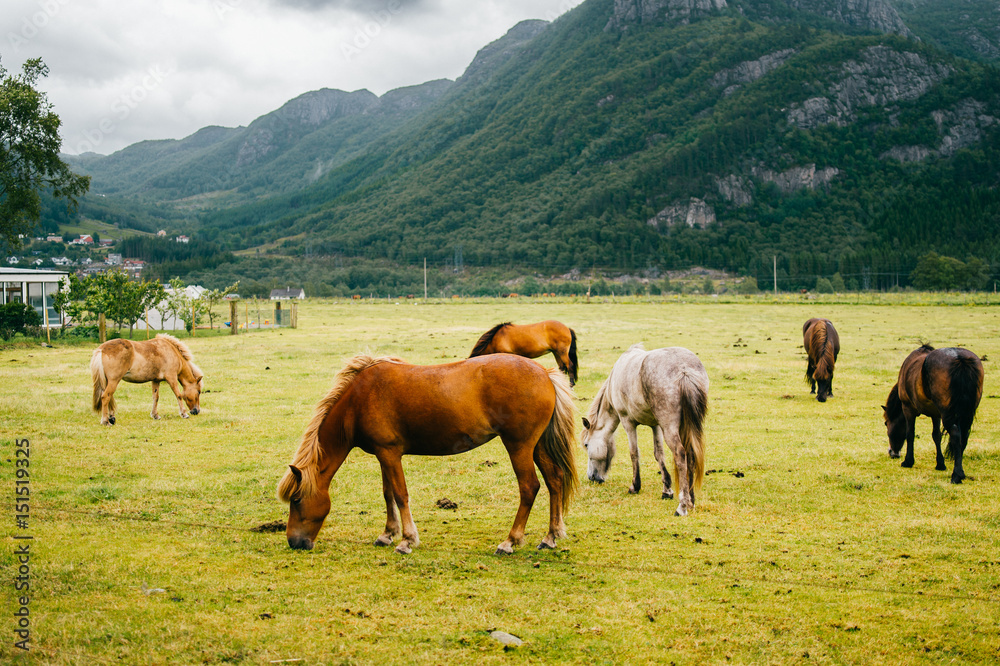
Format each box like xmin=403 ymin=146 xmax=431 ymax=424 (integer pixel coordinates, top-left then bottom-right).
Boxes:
xmin=803 ymin=318 xmax=840 ymax=402
xmin=470 ymin=320 xmax=578 ymax=386
xmin=278 ymin=353 xmax=579 ymax=555
xmin=883 ymin=344 xmax=984 ymax=484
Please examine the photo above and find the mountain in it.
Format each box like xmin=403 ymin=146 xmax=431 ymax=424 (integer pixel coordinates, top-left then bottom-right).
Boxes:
xmin=68 ymin=0 xmax=1000 ymax=293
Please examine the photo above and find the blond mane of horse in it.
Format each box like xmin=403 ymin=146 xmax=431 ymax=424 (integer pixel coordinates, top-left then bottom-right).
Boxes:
xmin=586 ymin=343 xmax=645 ymax=422
xmin=155 ymin=333 xmax=204 ymax=383
xmin=277 ymin=354 xmax=402 ymax=503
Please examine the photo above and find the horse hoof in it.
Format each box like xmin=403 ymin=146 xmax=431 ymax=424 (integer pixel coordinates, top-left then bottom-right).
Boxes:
xmin=950 ymin=477 xmax=963 ymax=485
xmin=395 ymin=543 xmax=412 ymax=555
xmin=537 ymin=540 xmax=556 ymax=550
xmin=936 ymin=464 xmax=947 ymax=471
xmin=181 ymin=413 xmax=190 ymax=419
xmin=901 ymin=460 xmax=914 ymax=468
xmin=888 ymin=450 xmax=899 ymax=459
xmin=495 ymin=543 xmax=514 ymax=556
xmin=628 ymin=486 xmax=640 ymax=495
xmin=151 ymin=415 xmax=160 ymax=420
xmin=661 ymin=492 xmax=673 ymax=500
xmin=374 ymin=535 xmax=393 ymax=547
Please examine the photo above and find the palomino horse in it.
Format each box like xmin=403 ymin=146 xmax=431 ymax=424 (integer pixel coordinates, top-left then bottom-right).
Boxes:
xmin=581 ymin=344 xmax=708 ymax=516
xmin=883 ymin=344 xmax=983 ymax=484
xmin=469 ymin=320 xmax=578 ymax=386
xmin=90 ymin=334 xmax=204 ymax=425
xmin=803 ymin=318 xmax=840 ymax=402
xmin=278 ymin=353 xmax=579 ymax=555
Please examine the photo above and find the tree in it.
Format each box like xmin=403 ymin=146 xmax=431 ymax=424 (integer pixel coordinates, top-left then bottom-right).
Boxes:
xmin=815 ymin=277 xmax=833 ymax=293
xmin=1 ymin=59 xmax=90 ymax=249
xmin=201 ymin=281 xmax=240 ymax=330
xmin=830 ymin=272 xmax=845 ymax=292
xmin=736 ymin=277 xmax=758 ymax=294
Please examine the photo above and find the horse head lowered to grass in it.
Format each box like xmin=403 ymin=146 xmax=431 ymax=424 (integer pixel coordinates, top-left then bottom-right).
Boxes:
xmin=278 ymin=353 xmax=579 ymax=555
xmin=581 ymin=344 xmax=708 ymax=516
xmin=90 ymin=334 xmax=204 ymax=425
xmin=883 ymin=344 xmax=983 ymax=484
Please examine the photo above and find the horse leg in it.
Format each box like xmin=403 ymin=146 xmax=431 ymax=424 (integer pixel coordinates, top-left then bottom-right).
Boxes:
xmin=532 ymin=444 xmax=565 ymax=550
xmin=374 ymin=461 xmax=401 ymax=546
xmin=100 ymin=378 xmax=121 ymax=426
xmin=496 ymin=444 xmax=540 ymax=555
xmin=901 ymin=410 xmax=917 ymax=468
xmin=949 ymin=423 xmax=967 ymax=484
xmin=623 ymin=421 xmax=642 ymax=494
xmin=164 ymin=376 xmax=189 ymax=418
xmin=807 ymin=359 xmax=816 ymax=393
xmin=652 ymin=426 xmax=674 ymax=500
xmin=375 ymin=450 xmax=419 ymax=554
xmin=661 ymin=421 xmax=692 ymax=516
xmin=931 ymin=416 xmax=945 ymax=471
xmin=150 ymin=380 xmax=161 ymax=420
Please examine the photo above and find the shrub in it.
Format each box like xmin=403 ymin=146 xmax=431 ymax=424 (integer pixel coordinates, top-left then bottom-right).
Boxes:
xmin=0 ymin=303 xmax=42 ymax=340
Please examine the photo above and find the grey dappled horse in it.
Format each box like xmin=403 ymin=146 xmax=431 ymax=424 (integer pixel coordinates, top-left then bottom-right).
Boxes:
xmin=581 ymin=344 xmax=709 ymax=516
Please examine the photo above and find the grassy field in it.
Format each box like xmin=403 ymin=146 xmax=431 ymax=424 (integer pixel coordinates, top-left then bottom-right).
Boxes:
xmin=2 ymin=298 xmax=999 ymax=664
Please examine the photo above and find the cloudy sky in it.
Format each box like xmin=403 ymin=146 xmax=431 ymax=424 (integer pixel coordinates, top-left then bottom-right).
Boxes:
xmin=2 ymin=0 xmax=584 ymax=155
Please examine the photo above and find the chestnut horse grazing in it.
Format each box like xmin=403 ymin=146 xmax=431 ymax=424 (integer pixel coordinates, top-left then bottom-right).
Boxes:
xmin=470 ymin=320 xmax=578 ymax=386
xmin=581 ymin=344 xmax=708 ymax=516
xmin=803 ymin=318 xmax=840 ymax=402
xmin=883 ymin=344 xmax=983 ymax=484
xmin=90 ymin=334 xmax=204 ymax=426
xmin=278 ymin=353 xmax=579 ymax=555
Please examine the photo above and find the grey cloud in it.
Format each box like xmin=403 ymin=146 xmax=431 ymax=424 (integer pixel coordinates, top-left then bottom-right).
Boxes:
xmin=269 ymin=0 xmax=428 ymax=12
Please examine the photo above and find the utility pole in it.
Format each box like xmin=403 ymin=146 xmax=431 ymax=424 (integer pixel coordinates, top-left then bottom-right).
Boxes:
xmin=773 ymin=255 xmax=777 ymax=296
xmin=423 ymin=258 xmax=427 ymax=299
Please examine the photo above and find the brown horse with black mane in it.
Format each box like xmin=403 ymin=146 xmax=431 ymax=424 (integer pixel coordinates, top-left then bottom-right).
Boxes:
xmin=278 ymin=353 xmax=579 ymax=555
xmin=883 ymin=344 xmax=983 ymax=484
xmin=470 ymin=320 xmax=578 ymax=386
xmin=803 ymin=318 xmax=840 ymax=402
xmin=90 ymin=334 xmax=204 ymax=425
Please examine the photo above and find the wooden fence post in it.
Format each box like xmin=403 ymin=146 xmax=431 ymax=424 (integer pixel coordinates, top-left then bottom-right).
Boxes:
xmin=291 ymin=302 xmax=298 ymax=329
xmin=230 ymin=300 xmax=238 ymax=335
xmin=98 ymin=312 xmax=106 ymax=343
xmin=275 ymin=300 xmax=282 ymax=328
xmin=191 ymin=303 xmax=196 ymax=336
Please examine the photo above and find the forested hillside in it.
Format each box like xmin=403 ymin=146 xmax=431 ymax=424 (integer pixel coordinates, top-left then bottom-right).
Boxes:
xmin=65 ymin=0 xmax=1000 ymax=292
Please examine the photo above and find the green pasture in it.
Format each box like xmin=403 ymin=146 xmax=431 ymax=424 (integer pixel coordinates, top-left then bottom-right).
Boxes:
xmin=2 ymin=299 xmax=999 ymax=664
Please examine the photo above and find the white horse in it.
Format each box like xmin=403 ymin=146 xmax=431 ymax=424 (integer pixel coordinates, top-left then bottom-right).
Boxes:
xmin=581 ymin=344 xmax=709 ymax=516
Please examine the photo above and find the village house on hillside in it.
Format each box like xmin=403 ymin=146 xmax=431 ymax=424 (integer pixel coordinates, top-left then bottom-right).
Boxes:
xmin=270 ymin=287 xmax=306 ymax=300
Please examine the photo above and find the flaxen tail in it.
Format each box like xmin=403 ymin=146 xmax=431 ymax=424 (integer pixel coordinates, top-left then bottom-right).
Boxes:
xmin=678 ymin=371 xmax=708 ymax=491
xmin=90 ymin=347 xmax=114 ymax=413
xmin=541 ymin=368 xmax=579 ymax=513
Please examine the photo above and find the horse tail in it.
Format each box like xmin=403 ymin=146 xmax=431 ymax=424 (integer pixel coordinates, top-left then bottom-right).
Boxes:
xmin=568 ymin=328 xmax=578 ymax=384
xmin=808 ymin=321 xmax=835 ymax=382
xmin=933 ymin=353 xmax=984 ymax=459
xmin=541 ymin=368 xmax=579 ymax=513
xmin=90 ymin=347 xmax=110 ymax=412
xmin=678 ymin=370 xmax=709 ymax=491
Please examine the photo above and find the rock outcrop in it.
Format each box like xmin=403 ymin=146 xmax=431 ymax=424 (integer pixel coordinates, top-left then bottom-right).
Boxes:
xmin=607 ymin=0 xmax=728 ymax=30
xmin=710 ymin=48 xmax=797 ymax=97
xmin=881 ymin=99 xmax=998 ymax=163
xmin=648 ymin=198 xmax=717 ymax=229
xmin=786 ymin=0 xmax=912 ymax=38
xmin=787 ymin=46 xmax=953 ymax=129
xmin=458 ymin=20 xmax=549 ymax=86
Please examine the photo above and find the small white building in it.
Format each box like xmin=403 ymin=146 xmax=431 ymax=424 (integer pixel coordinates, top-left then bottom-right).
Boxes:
xmin=138 ymin=285 xmax=207 ymax=331
xmin=175 ymin=235 xmax=190 ymax=243
xmin=6 ymin=256 xmax=19 ymax=265
xmin=52 ymin=257 xmax=74 ymax=267
xmin=0 ymin=267 xmax=67 ymax=327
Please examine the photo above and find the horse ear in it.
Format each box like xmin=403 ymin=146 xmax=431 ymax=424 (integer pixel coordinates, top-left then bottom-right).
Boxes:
xmin=582 ymin=417 xmax=590 ymax=429
xmin=288 ymin=465 xmax=303 ymax=483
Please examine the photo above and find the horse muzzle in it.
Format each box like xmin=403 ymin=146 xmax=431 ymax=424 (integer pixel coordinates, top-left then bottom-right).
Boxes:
xmin=587 ymin=473 xmax=605 ymax=484
xmin=288 ymin=535 xmax=314 ymax=550
xmin=190 ymin=407 xmax=200 ymax=416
